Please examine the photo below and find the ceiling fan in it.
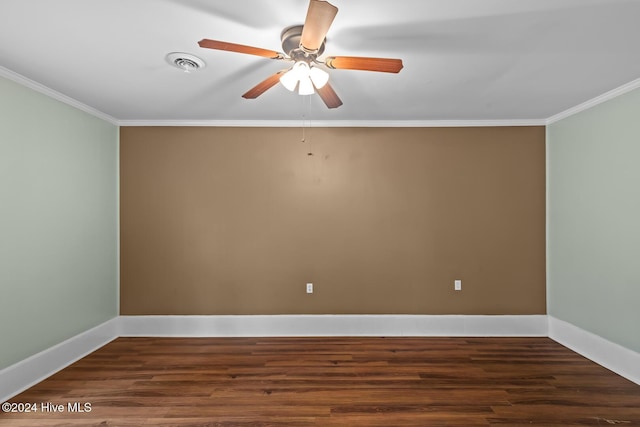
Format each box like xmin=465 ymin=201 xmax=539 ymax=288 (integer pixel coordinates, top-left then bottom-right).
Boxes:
xmin=198 ymin=0 xmax=403 ymax=109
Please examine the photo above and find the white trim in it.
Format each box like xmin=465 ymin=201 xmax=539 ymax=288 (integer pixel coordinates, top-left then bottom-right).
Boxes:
xmin=117 ymin=119 xmax=545 ymax=128
xmin=119 ymin=314 xmax=547 ymax=337
xmin=4 ymin=63 xmax=640 ymax=128
xmin=546 ymin=77 xmax=640 ymax=125
xmin=116 ymin=130 xmax=121 ymax=315
xmin=0 ymin=66 xmax=119 ymax=125
xmin=4 ymin=315 xmax=639 ymax=402
xmin=545 ymin=125 xmax=551 ymax=316
xmin=548 ymin=316 xmax=640 ymax=385
xmin=0 ymin=318 xmax=119 ymax=402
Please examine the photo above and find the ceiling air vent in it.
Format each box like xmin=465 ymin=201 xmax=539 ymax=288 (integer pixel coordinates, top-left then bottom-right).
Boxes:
xmin=165 ymin=52 xmax=206 ymax=73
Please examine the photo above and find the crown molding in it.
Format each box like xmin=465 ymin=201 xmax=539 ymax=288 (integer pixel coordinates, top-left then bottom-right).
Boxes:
xmin=546 ymin=77 xmax=640 ymax=125
xmin=4 ymin=64 xmax=638 ymax=128
xmin=0 ymin=66 xmax=119 ymax=126
xmin=117 ymin=119 xmax=546 ymax=127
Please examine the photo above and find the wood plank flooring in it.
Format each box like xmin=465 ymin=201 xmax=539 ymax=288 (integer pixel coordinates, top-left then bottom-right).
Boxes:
xmin=2 ymin=337 xmax=640 ymax=426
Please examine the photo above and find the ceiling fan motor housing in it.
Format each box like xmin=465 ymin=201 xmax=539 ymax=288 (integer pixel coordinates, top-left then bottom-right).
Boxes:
xmin=281 ymin=25 xmax=325 ymax=59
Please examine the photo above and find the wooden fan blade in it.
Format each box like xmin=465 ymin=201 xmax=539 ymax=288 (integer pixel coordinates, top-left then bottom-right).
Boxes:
xmin=300 ymin=0 xmax=338 ymax=52
xmin=198 ymin=39 xmax=283 ymax=59
xmin=242 ymin=70 xmax=288 ymax=99
xmin=315 ymin=82 xmax=343 ymax=109
xmin=325 ymin=56 xmax=404 ymax=73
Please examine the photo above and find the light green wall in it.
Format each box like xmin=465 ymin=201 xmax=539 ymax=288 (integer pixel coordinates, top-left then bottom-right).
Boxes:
xmin=0 ymin=75 xmax=118 ymax=369
xmin=548 ymin=87 xmax=640 ymax=353
xmin=1 ymin=67 xmax=638 ymax=369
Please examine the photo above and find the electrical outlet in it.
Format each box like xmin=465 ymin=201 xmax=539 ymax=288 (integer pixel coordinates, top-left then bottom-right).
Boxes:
xmin=306 ymin=283 xmax=313 ymax=294
xmin=454 ymin=280 xmax=462 ymax=291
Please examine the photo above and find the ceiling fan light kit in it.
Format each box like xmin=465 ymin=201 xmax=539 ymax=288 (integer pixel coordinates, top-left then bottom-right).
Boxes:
xmin=279 ymin=61 xmax=329 ymax=94
xmin=197 ymin=0 xmax=403 ymax=108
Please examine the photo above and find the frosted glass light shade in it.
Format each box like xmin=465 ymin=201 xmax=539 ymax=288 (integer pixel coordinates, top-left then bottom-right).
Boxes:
xmin=279 ymin=69 xmax=298 ymax=91
xmin=298 ymin=77 xmax=314 ymax=95
xmin=309 ymin=67 xmax=329 ymax=89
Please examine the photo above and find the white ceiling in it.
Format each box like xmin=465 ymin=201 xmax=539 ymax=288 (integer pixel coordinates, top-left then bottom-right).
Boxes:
xmin=1 ymin=0 xmax=640 ymax=123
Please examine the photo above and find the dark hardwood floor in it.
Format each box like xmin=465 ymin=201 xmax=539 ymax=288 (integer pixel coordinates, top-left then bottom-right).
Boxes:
xmin=2 ymin=337 xmax=640 ymax=426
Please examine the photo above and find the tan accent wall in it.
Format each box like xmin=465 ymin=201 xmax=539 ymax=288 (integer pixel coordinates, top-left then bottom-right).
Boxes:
xmin=120 ymin=126 xmax=545 ymax=315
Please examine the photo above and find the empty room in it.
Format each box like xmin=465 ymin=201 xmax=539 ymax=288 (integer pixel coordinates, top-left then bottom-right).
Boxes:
xmin=1 ymin=0 xmax=639 ymax=425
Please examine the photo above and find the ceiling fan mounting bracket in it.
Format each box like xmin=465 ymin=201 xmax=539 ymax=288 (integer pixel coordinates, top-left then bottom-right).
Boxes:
xmin=281 ymin=25 xmax=325 ymax=59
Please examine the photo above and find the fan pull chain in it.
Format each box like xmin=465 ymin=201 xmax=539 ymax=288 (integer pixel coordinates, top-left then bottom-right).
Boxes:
xmin=306 ymin=95 xmax=313 ymax=156
xmin=300 ymin=93 xmax=306 ymax=143
xmin=300 ymin=94 xmax=313 ymax=156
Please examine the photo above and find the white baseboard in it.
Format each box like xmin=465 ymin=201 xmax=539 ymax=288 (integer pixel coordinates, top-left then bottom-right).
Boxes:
xmin=119 ymin=314 xmax=548 ymax=337
xmin=0 ymin=317 xmax=119 ymax=402
xmin=4 ymin=315 xmax=638 ymax=403
xmin=548 ymin=316 xmax=640 ymax=385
